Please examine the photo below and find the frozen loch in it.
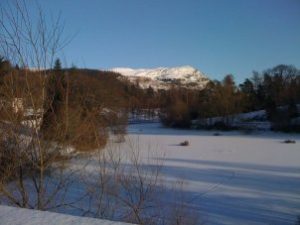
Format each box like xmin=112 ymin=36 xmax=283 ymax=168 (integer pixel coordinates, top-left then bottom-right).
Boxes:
xmin=122 ymin=123 xmax=300 ymax=225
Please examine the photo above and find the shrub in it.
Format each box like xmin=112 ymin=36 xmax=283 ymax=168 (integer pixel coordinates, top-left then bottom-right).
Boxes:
xmin=179 ymin=140 xmax=189 ymax=146
xmin=283 ymin=139 xmax=296 ymax=144
xmin=160 ymin=100 xmax=191 ymax=128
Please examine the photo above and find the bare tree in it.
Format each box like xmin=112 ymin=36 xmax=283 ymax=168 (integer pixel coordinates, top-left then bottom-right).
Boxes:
xmin=0 ymin=0 xmax=82 ymax=211
xmin=81 ymin=138 xmax=200 ymax=225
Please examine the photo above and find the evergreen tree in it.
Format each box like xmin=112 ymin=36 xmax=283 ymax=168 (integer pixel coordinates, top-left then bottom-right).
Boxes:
xmin=240 ymin=78 xmax=256 ymax=111
xmin=41 ymin=58 xmax=66 ymax=140
xmin=54 ymin=58 xmax=62 ymax=71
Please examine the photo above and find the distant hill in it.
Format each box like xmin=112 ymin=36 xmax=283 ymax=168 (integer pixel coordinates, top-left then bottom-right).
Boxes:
xmin=111 ymin=65 xmax=210 ymax=90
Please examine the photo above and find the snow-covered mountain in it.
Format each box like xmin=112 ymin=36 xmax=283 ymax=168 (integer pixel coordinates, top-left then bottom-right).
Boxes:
xmin=111 ymin=66 xmax=210 ymax=90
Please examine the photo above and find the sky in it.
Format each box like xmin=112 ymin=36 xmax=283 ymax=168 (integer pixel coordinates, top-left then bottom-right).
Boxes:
xmin=2 ymin=0 xmax=300 ymax=83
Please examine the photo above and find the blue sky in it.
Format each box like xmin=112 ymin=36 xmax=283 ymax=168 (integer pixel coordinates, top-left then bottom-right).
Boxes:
xmin=3 ymin=0 xmax=300 ymax=83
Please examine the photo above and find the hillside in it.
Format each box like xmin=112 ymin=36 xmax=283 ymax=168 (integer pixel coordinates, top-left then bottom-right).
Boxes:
xmin=111 ymin=65 xmax=210 ymax=90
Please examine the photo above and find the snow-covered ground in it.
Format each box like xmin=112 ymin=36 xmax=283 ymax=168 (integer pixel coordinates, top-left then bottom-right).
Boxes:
xmin=1 ymin=122 xmax=299 ymax=225
xmin=0 ymin=205 xmax=134 ymax=225
xmin=194 ymin=105 xmax=300 ymax=130
xmin=122 ymin=123 xmax=300 ymax=225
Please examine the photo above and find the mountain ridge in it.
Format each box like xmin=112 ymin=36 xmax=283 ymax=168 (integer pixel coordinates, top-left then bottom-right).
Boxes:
xmin=111 ymin=65 xmax=210 ymax=90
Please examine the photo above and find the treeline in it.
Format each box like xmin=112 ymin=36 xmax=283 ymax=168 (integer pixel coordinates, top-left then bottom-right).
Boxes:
xmin=159 ymin=64 xmax=300 ymax=131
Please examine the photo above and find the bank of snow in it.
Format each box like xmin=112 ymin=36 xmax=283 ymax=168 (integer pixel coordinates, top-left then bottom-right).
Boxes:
xmin=0 ymin=205 xmax=135 ymax=225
